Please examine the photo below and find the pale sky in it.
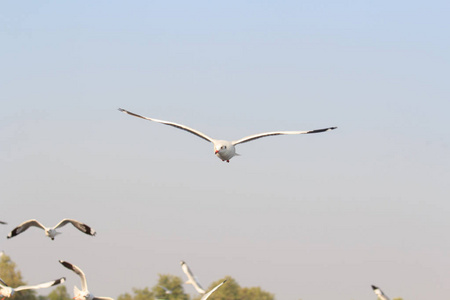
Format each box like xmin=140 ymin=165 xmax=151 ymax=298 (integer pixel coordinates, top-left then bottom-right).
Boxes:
xmin=1 ymin=1 xmax=449 ymax=300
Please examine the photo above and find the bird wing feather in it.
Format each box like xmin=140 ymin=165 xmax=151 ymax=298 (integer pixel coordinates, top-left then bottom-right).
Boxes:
xmin=15 ymin=278 xmax=65 ymax=291
xmin=7 ymin=220 xmax=46 ymax=238
xmin=119 ymin=108 xmax=214 ymax=143
xmin=54 ymin=219 xmax=96 ymax=236
xmin=59 ymin=261 xmax=88 ymax=291
xmin=200 ymin=280 xmax=227 ymax=300
xmin=232 ymin=127 xmax=337 ymax=145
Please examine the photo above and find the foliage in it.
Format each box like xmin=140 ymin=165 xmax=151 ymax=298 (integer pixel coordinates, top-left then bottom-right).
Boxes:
xmin=152 ymin=274 xmax=189 ymax=300
xmin=0 ymin=253 xmax=36 ymax=300
xmin=118 ymin=287 xmax=154 ymax=300
xmin=239 ymin=286 xmax=274 ymax=300
xmin=47 ymin=286 xmax=71 ymax=300
xmin=192 ymin=276 xmax=274 ymax=300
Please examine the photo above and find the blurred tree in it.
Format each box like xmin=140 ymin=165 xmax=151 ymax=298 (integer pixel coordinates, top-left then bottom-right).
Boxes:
xmin=0 ymin=253 xmax=36 ymax=300
xmin=239 ymin=286 xmax=274 ymax=300
xmin=47 ymin=286 xmax=71 ymax=300
xmin=198 ymin=276 xmax=239 ymax=300
xmin=117 ymin=287 xmax=154 ymax=300
xmin=192 ymin=276 xmax=275 ymax=300
xmin=151 ymin=274 xmax=189 ymax=300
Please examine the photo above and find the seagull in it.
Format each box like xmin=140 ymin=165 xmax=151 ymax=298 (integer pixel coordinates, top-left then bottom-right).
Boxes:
xmin=118 ymin=108 xmax=337 ymax=162
xmin=180 ymin=261 xmax=206 ymax=294
xmin=7 ymin=219 xmax=96 ymax=240
xmin=158 ymin=286 xmax=172 ymax=294
xmin=0 ymin=277 xmax=65 ymax=300
xmin=372 ymin=285 xmax=391 ymax=300
xmin=200 ymin=280 xmax=226 ymax=300
xmin=59 ymin=260 xmax=113 ymax=300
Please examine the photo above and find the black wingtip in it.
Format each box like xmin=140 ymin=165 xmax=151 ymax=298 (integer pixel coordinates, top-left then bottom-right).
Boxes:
xmin=53 ymin=277 xmax=66 ymax=286
xmin=59 ymin=260 xmax=73 ymax=270
xmin=371 ymin=285 xmax=378 ymax=290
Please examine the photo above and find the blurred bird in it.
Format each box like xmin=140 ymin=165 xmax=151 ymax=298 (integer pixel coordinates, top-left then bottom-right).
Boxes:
xmin=158 ymin=286 xmax=172 ymax=294
xmin=372 ymin=285 xmax=391 ymax=300
xmin=7 ymin=219 xmax=96 ymax=240
xmin=59 ymin=260 xmax=113 ymax=300
xmin=0 ymin=277 xmax=65 ymax=300
xmin=180 ymin=261 xmax=205 ymax=294
xmin=119 ymin=108 xmax=337 ymax=162
xmin=0 ymin=222 xmax=6 ymax=225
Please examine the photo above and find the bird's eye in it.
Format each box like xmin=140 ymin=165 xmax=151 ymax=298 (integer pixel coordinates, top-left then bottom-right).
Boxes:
xmin=222 ymin=146 xmax=227 ymax=149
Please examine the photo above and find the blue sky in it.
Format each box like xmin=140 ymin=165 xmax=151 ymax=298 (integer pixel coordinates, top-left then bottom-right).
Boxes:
xmin=1 ymin=1 xmax=449 ymax=300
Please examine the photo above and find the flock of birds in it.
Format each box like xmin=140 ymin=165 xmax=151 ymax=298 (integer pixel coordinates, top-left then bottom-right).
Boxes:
xmin=0 ymin=220 xmax=225 ymax=300
xmin=0 ymin=109 xmax=393 ymax=299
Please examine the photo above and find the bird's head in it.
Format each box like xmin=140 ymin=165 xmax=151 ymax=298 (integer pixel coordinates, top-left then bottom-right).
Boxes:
xmin=213 ymin=141 xmax=235 ymax=161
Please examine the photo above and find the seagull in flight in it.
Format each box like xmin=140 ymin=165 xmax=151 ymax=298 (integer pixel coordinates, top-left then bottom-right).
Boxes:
xmin=59 ymin=260 xmax=113 ymax=300
xmin=200 ymin=280 xmax=226 ymax=300
xmin=180 ymin=261 xmax=206 ymax=294
xmin=7 ymin=219 xmax=96 ymax=240
xmin=371 ymin=285 xmax=391 ymax=300
xmin=119 ymin=108 xmax=337 ymax=162
xmin=0 ymin=277 xmax=65 ymax=300
xmin=158 ymin=286 xmax=172 ymax=294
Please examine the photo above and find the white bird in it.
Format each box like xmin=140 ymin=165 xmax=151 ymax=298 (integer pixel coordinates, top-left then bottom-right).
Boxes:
xmin=59 ymin=260 xmax=113 ymax=300
xmin=372 ymin=285 xmax=391 ymax=300
xmin=0 ymin=277 xmax=65 ymax=300
xmin=200 ymin=280 xmax=226 ymax=300
xmin=7 ymin=219 xmax=96 ymax=240
xmin=118 ymin=108 xmax=337 ymax=162
xmin=158 ymin=286 xmax=172 ymax=294
xmin=180 ymin=261 xmax=206 ymax=294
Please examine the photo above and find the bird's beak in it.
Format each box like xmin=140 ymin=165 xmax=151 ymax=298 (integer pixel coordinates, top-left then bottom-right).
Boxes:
xmin=215 ymin=150 xmax=219 ymax=154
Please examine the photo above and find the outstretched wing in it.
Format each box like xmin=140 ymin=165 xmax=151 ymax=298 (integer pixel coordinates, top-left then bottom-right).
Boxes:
xmin=59 ymin=260 xmax=88 ymax=292
xmin=180 ymin=261 xmax=205 ymax=294
xmin=7 ymin=220 xmax=47 ymax=239
xmin=0 ymin=278 xmax=8 ymax=286
xmin=232 ymin=127 xmax=337 ymax=145
xmin=54 ymin=219 xmax=96 ymax=236
xmin=15 ymin=278 xmax=65 ymax=292
xmin=119 ymin=108 xmax=214 ymax=143
xmin=200 ymin=280 xmax=227 ymax=300
xmin=371 ymin=285 xmax=390 ymax=300
xmin=93 ymin=297 xmax=114 ymax=300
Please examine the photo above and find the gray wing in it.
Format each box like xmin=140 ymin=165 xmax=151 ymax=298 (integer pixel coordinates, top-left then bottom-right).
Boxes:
xmin=371 ymin=285 xmax=391 ymax=300
xmin=7 ymin=219 xmax=46 ymax=239
xmin=119 ymin=108 xmax=214 ymax=143
xmin=59 ymin=260 xmax=88 ymax=292
xmin=15 ymin=278 xmax=65 ymax=291
xmin=54 ymin=219 xmax=96 ymax=236
xmin=232 ymin=127 xmax=337 ymax=145
xmin=200 ymin=280 xmax=227 ymax=300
